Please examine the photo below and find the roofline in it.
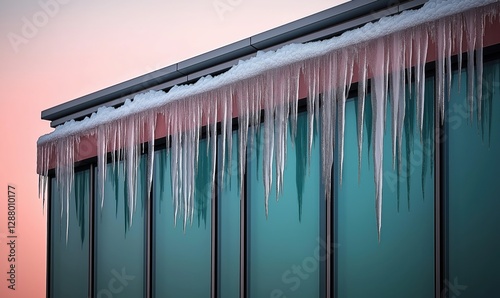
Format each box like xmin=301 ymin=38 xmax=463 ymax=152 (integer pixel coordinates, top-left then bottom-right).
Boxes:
xmin=42 ymin=0 xmax=427 ymax=128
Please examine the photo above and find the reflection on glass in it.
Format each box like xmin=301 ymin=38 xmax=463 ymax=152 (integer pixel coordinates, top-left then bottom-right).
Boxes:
xmin=336 ymin=79 xmax=435 ymax=297
xmin=95 ymin=158 xmax=146 ymax=298
xmin=446 ymin=60 xmax=500 ymax=297
xmin=247 ymin=112 xmax=323 ymax=298
xmin=50 ymin=169 xmax=89 ymax=298
xmin=153 ymin=139 xmax=211 ymax=298
xmin=218 ymin=131 xmax=240 ymax=298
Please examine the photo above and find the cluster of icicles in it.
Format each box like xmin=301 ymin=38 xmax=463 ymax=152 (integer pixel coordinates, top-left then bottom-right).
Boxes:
xmin=38 ymin=0 xmax=499 ymax=242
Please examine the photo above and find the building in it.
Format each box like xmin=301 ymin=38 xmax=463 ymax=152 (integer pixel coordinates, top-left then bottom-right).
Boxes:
xmin=37 ymin=0 xmax=500 ymax=297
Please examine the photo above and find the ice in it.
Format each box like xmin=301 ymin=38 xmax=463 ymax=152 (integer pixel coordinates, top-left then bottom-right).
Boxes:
xmin=263 ymin=72 xmax=275 ymax=217
xmin=320 ymin=52 xmax=336 ymax=203
xmin=37 ymin=0 xmax=499 ymax=242
xmin=390 ymin=32 xmax=406 ymax=171
xmin=371 ymin=39 xmax=387 ymax=242
xmin=357 ymin=46 xmax=367 ymax=183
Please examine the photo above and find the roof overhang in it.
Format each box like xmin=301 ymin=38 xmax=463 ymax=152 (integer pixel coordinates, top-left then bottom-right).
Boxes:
xmin=41 ymin=0 xmax=427 ymax=127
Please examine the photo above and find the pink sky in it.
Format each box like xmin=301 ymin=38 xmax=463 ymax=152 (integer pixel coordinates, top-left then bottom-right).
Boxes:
xmin=0 ymin=1 xmax=347 ymax=297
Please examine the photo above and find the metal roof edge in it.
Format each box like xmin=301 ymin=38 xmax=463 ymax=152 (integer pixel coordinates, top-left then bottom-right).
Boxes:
xmin=42 ymin=0 xmax=427 ymax=127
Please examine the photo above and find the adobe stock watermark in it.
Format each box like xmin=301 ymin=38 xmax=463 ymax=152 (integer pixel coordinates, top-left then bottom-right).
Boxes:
xmin=270 ymin=237 xmax=339 ymax=298
xmin=442 ymin=277 xmax=467 ymax=298
xmin=6 ymin=0 xmax=71 ymax=53
xmin=96 ymin=268 xmax=135 ymax=298
xmin=213 ymin=0 xmax=243 ymax=21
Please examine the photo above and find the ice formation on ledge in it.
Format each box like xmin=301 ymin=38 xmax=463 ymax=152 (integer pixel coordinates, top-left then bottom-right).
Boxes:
xmin=37 ymin=0 xmax=500 ymax=242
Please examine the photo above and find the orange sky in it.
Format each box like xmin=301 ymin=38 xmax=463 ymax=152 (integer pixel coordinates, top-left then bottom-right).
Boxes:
xmin=0 ymin=1 xmax=347 ymax=297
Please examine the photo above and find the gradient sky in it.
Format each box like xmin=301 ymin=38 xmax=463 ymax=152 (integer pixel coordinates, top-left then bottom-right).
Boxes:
xmin=0 ymin=0 xmax=347 ymax=297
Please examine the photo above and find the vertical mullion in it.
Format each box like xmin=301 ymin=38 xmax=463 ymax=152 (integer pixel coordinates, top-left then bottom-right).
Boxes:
xmin=240 ymin=160 xmax=247 ymax=298
xmin=211 ymin=157 xmax=219 ymax=298
xmin=46 ymin=176 xmax=52 ymax=298
xmin=327 ymin=181 xmax=334 ymax=298
xmin=146 ymin=159 xmax=153 ymax=298
xmin=434 ymin=76 xmax=443 ymax=298
xmin=89 ymin=164 xmax=95 ymax=298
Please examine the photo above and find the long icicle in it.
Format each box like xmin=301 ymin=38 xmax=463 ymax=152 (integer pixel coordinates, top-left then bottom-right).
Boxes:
xmin=372 ymin=39 xmax=387 ymax=242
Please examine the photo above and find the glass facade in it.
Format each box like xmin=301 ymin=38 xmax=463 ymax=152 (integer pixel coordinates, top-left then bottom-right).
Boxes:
xmin=50 ymin=169 xmax=90 ymax=298
xmin=218 ymin=131 xmax=241 ymax=298
xmin=48 ymin=58 xmax=500 ymax=298
xmin=247 ymin=113 xmax=324 ymax=298
xmin=336 ymin=80 xmax=435 ymax=297
xmin=445 ymin=59 xmax=500 ymax=297
xmin=153 ymin=140 xmax=212 ymax=298
xmin=95 ymin=158 xmax=146 ymax=298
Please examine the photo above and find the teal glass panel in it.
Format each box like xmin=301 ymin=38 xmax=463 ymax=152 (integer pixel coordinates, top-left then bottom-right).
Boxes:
xmin=247 ymin=112 xmax=323 ymax=298
xmin=50 ymin=170 xmax=89 ymax=298
xmin=336 ymin=80 xmax=435 ymax=297
xmin=95 ymin=158 xmax=146 ymax=298
xmin=218 ymin=131 xmax=240 ymax=298
xmin=153 ymin=139 xmax=212 ymax=298
xmin=446 ymin=59 xmax=500 ymax=297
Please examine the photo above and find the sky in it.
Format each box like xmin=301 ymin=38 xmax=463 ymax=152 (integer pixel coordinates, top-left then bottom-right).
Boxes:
xmin=0 ymin=0 xmax=348 ymax=297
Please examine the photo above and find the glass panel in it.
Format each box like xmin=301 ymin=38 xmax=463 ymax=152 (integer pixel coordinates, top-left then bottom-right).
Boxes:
xmin=218 ymin=131 xmax=240 ymax=298
xmin=50 ymin=170 xmax=90 ymax=298
xmin=446 ymin=59 xmax=500 ymax=297
xmin=336 ymin=80 xmax=435 ymax=297
xmin=95 ymin=158 xmax=146 ymax=298
xmin=153 ymin=139 xmax=212 ymax=298
xmin=247 ymin=112 xmax=323 ymax=298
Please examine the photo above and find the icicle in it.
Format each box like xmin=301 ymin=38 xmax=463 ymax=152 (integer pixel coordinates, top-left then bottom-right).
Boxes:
xmin=371 ymin=39 xmax=387 ymax=242
xmin=237 ymin=81 xmax=249 ymax=194
xmin=390 ymin=32 xmax=406 ymax=172
xmin=357 ymin=46 xmax=368 ymax=183
xmin=406 ymin=31 xmax=413 ymax=99
xmin=225 ymin=87 xmax=234 ymax=187
xmin=55 ymin=136 xmax=75 ymax=244
xmin=146 ymin=111 xmax=156 ymax=204
xmin=454 ymin=14 xmax=464 ymax=92
xmin=305 ymin=58 xmax=321 ymax=168
xmin=97 ymin=126 xmax=107 ymax=209
xmin=445 ymin=19 xmax=453 ymax=109
xmin=208 ymin=94 xmax=218 ymax=199
xmin=436 ymin=19 xmax=446 ymax=125
xmin=274 ymin=67 xmax=291 ymax=199
xmin=415 ymin=27 xmax=428 ymax=137
xmin=289 ymin=64 xmax=301 ymax=141
xmin=263 ymin=72 xmax=275 ymax=217
xmin=37 ymin=143 xmax=51 ymax=207
xmin=170 ymin=103 xmax=180 ymax=226
xmin=320 ymin=52 xmax=336 ymax=202
xmin=337 ymin=48 xmax=353 ymax=185
xmin=476 ymin=10 xmax=485 ymax=123
xmin=125 ymin=116 xmax=140 ymax=226
xmin=220 ymin=90 xmax=228 ymax=187
xmin=465 ymin=10 xmax=477 ymax=121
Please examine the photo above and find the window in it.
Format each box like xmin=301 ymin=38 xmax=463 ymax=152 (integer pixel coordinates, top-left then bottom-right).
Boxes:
xmin=95 ymin=159 xmax=146 ymax=298
xmin=153 ymin=140 xmax=212 ymax=298
xmin=50 ymin=169 xmax=90 ymax=298
xmin=335 ymin=80 xmax=435 ymax=297
xmin=247 ymin=112 xmax=324 ymax=297
xmin=218 ymin=131 xmax=241 ymax=298
xmin=445 ymin=59 xmax=500 ymax=297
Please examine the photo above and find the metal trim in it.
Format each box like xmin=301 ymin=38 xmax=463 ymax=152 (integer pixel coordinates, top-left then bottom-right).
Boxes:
xmin=211 ymin=159 xmax=219 ymax=298
xmin=89 ymin=164 xmax=95 ymax=298
xmin=42 ymin=0 xmax=425 ymax=127
xmin=46 ymin=177 xmax=52 ymax=298
xmin=146 ymin=162 xmax=153 ymax=298
xmin=240 ymin=165 xmax=247 ymax=298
